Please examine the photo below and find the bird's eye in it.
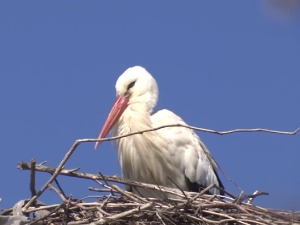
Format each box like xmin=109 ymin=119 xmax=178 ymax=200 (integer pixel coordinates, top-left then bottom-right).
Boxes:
xmin=127 ymin=81 xmax=136 ymax=91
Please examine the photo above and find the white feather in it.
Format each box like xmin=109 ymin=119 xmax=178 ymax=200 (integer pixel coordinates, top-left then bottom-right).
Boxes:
xmin=151 ymin=109 xmax=221 ymax=194
xmin=102 ymin=66 xmax=223 ymax=197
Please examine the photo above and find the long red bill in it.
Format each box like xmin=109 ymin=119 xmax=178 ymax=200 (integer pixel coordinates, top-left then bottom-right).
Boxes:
xmin=95 ymin=96 xmax=129 ymax=149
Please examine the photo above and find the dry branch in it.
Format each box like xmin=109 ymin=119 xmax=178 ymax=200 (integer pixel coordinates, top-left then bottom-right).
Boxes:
xmin=18 ymin=162 xmax=201 ymax=199
xmin=18 ymin=125 xmax=299 ymax=211
xmin=7 ymin=125 xmax=299 ymax=224
xmin=98 ymin=124 xmax=300 ymax=142
xmin=16 ymin=162 xmax=300 ymax=225
xmin=64 ymin=125 xmax=300 ymax=147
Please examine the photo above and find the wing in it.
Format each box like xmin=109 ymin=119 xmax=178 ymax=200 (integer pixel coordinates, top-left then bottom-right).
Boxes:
xmin=151 ymin=109 xmax=224 ymax=194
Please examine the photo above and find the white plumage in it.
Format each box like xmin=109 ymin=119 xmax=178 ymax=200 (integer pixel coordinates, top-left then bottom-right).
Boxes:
xmin=96 ymin=66 xmax=223 ymax=197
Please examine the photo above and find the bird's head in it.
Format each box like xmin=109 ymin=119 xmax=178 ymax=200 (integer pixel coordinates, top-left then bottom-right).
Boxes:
xmin=95 ymin=66 xmax=158 ymax=148
xmin=115 ymin=66 xmax=158 ymax=111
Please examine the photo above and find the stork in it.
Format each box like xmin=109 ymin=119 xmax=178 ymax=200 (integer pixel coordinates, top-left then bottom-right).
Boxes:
xmin=95 ymin=66 xmax=224 ymax=197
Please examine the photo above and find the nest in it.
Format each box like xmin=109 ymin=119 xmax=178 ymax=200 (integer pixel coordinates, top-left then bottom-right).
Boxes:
xmin=0 ymin=161 xmax=298 ymax=225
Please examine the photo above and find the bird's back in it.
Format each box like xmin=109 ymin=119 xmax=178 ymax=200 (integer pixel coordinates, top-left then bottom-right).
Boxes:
xmin=151 ymin=109 xmax=224 ymax=195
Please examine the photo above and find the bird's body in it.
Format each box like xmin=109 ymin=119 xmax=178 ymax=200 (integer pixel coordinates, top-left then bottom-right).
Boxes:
xmin=96 ymin=66 xmax=223 ymax=197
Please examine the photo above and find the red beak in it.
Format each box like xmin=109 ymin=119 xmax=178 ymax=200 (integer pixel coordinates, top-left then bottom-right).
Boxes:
xmin=95 ymin=96 xmax=129 ymax=149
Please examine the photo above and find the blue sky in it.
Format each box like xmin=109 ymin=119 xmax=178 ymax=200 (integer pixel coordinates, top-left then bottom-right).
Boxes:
xmin=1 ymin=1 xmax=299 ymax=211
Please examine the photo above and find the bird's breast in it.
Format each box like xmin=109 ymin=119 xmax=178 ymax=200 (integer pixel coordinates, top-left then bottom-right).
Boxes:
xmin=112 ymin=107 xmax=189 ymax=196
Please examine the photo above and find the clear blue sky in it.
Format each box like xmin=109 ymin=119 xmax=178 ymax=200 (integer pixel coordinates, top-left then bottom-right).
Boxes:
xmin=1 ymin=1 xmax=299 ymax=211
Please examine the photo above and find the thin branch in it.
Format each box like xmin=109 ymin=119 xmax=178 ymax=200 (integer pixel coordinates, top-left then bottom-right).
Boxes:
xmin=54 ymin=178 xmax=67 ymax=200
xmin=16 ymin=123 xmax=300 ymax=224
xmin=23 ymin=140 xmax=82 ymax=210
xmin=21 ymin=124 xmax=297 ymax=209
xmin=167 ymin=176 xmax=188 ymax=200
xmin=55 ymin=125 xmax=300 ymax=147
xmin=18 ymin=162 xmax=189 ymax=199
xmin=29 ymin=203 xmax=64 ymax=225
xmin=110 ymin=184 xmax=147 ymax=203
xmin=96 ymin=125 xmax=300 ymax=143
xmin=155 ymin=211 xmax=168 ymax=225
xmin=48 ymin=184 xmax=68 ymax=202
xmin=98 ymin=172 xmax=115 ymax=196
xmin=147 ymin=167 xmax=169 ymax=200
xmin=92 ymin=202 xmax=153 ymax=225
xmin=30 ymin=159 xmax=36 ymax=198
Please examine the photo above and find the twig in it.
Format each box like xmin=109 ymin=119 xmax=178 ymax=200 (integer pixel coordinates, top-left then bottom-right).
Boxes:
xmin=99 ymin=194 xmax=113 ymax=215
xmin=20 ymin=124 xmax=298 ymax=210
xmin=48 ymin=184 xmax=68 ymax=202
xmin=246 ymin=190 xmax=269 ymax=204
xmin=98 ymin=172 xmax=115 ymax=196
xmin=18 ymin=162 xmax=187 ymax=199
xmin=24 ymin=204 xmax=61 ymax=213
xmin=29 ymin=203 xmax=64 ymax=225
xmin=97 ymin=125 xmax=300 ymax=142
xmin=30 ymin=159 xmax=36 ymax=198
xmin=167 ymin=176 xmax=188 ymax=200
xmin=147 ymin=167 xmax=169 ymax=200
xmin=156 ymin=211 xmax=167 ymax=225
xmin=92 ymin=202 xmax=153 ymax=225
xmin=23 ymin=140 xmax=82 ymax=210
xmin=54 ymin=178 xmax=67 ymax=200
xmin=88 ymin=187 xmax=115 ymax=193
xmin=17 ymin=186 xmax=299 ymax=225
xmin=28 ymin=126 xmax=298 ymax=151
xmin=16 ymin=119 xmax=300 ymax=224
xmin=110 ymin=184 xmax=148 ymax=203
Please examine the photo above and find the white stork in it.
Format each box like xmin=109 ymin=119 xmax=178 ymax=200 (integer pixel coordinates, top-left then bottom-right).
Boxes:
xmin=95 ymin=66 xmax=224 ymax=197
